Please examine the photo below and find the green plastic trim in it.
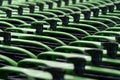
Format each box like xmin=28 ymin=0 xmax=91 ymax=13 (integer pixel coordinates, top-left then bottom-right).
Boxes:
xmin=36 ymin=11 xmax=57 ymax=17
xmin=0 ymin=66 xmax=94 ymax=80
xmin=82 ymin=35 xmax=116 ymax=42
xmin=90 ymin=17 xmax=117 ymax=27
xmin=23 ymin=13 xmax=48 ymax=19
xmin=56 ymin=26 xmax=90 ymax=36
xmin=68 ymin=23 xmax=99 ymax=32
xmin=95 ymin=31 xmax=120 ymax=36
xmin=43 ymin=30 xmax=79 ymax=40
xmin=0 ymin=21 xmax=15 ymax=28
xmin=107 ymin=27 xmax=120 ymax=31
xmin=54 ymin=46 xmax=106 ymax=57
xmin=98 ymin=15 xmax=120 ymax=24
xmin=71 ymin=4 xmax=90 ymax=10
xmin=0 ymin=18 xmax=27 ymax=25
xmin=11 ymin=33 xmax=66 ymax=46
xmin=0 ymin=66 xmax=53 ymax=80
xmin=5 ymin=27 xmax=79 ymax=41
xmin=11 ymin=38 xmax=53 ymax=51
xmin=55 ymin=46 xmax=85 ymax=53
xmin=0 ymin=54 xmax=17 ymax=66
xmin=69 ymin=40 xmax=102 ymax=48
xmin=38 ymin=51 xmax=91 ymax=65
xmin=0 ymin=45 xmax=37 ymax=59
xmin=107 ymin=13 xmax=120 ymax=18
xmin=17 ymin=23 xmax=90 ymax=37
xmin=53 ymin=7 xmax=74 ymax=13
xmin=44 ymin=9 xmax=66 ymax=15
xmin=102 ymin=57 xmax=120 ymax=68
xmin=85 ymin=65 xmax=120 ymax=78
xmin=63 ymin=6 xmax=81 ymax=11
xmin=11 ymin=15 xmax=37 ymax=21
xmin=60 ymin=44 xmax=120 ymax=56
xmin=18 ymin=59 xmax=74 ymax=74
xmin=80 ymin=20 xmax=109 ymax=29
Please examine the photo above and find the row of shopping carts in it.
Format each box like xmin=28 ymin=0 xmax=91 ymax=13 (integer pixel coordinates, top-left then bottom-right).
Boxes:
xmin=0 ymin=0 xmax=120 ymax=80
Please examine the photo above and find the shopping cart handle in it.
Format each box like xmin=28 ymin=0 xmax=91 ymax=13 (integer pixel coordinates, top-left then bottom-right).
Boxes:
xmin=63 ymin=0 xmax=69 ymax=6
xmin=0 ymin=7 xmax=12 ymax=18
xmin=114 ymin=1 xmax=120 ymax=10
xmin=82 ymin=9 xmax=91 ymax=20
xmin=45 ymin=18 xmax=58 ymax=30
xmin=102 ymin=42 xmax=118 ymax=58
xmin=28 ymin=3 xmax=35 ymax=13
xmin=36 ymin=2 xmax=44 ymax=11
xmin=31 ymin=22 xmax=43 ymax=35
xmin=67 ymin=58 xmax=86 ymax=76
xmin=52 ymin=0 xmax=62 ymax=7
xmin=91 ymin=7 xmax=99 ymax=17
xmin=116 ymin=36 xmax=120 ymax=43
xmin=18 ymin=4 xmax=35 ymax=15
xmin=70 ymin=12 xmax=80 ymax=23
xmin=46 ymin=1 xmax=53 ymax=9
xmin=58 ymin=15 xmax=69 ymax=26
xmin=18 ymin=5 xmax=29 ymax=15
xmin=85 ymin=49 xmax=103 ymax=66
xmin=72 ymin=0 xmax=76 ymax=4
xmin=100 ymin=6 xmax=107 ymax=15
xmin=108 ymin=4 xmax=115 ymax=13
xmin=45 ymin=67 xmax=65 ymax=80
xmin=8 ymin=0 xmax=12 ymax=4
xmin=0 ymin=32 xmax=11 ymax=45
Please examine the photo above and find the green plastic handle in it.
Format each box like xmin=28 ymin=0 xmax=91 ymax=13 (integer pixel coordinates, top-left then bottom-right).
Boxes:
xmin=69 ymin=40 xmax=102 ymax=48
xmin=82 ymin=35 xmax=116 ymax=42
xmin=12 ymin=33 xmax=66 ymax=46
xmin=38 ymin=51 xmax=91 ymax=65
xmin=0 ymin=54 xmax=17 ymax=66
xmin=0 ymin=66 xmax=53 ymax=80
